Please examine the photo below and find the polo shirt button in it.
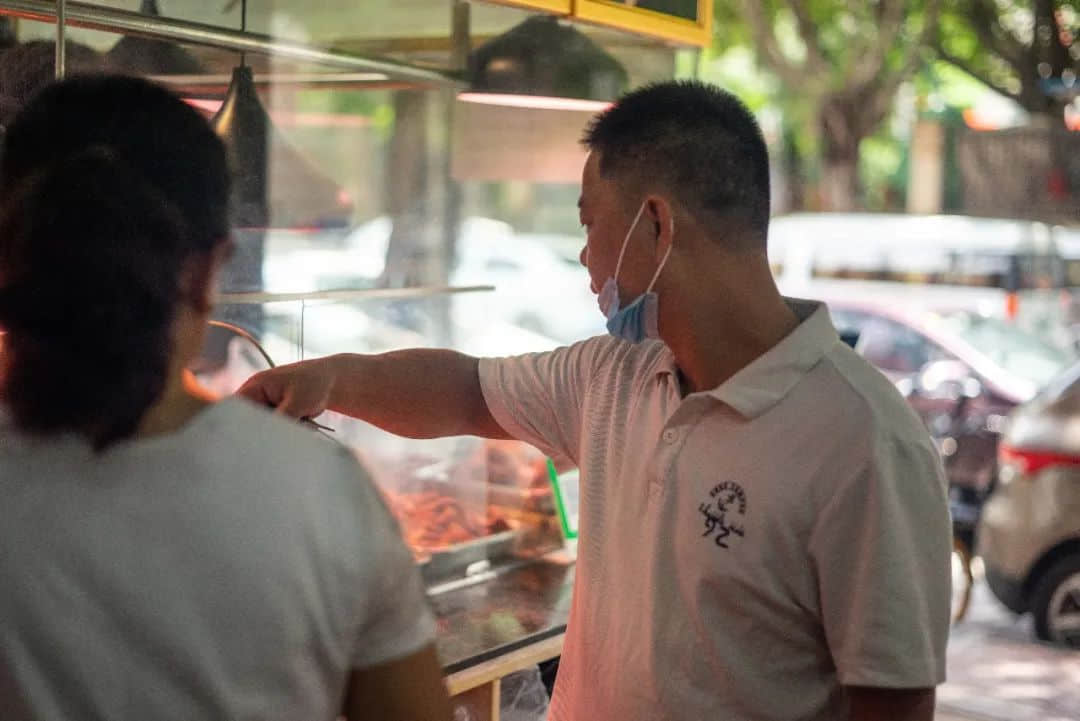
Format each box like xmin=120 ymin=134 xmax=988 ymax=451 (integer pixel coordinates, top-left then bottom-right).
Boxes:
xmin=662 ymin=429 xmax=678 ymax=443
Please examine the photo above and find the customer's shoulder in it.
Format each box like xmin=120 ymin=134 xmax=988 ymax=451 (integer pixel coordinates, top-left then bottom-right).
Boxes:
xmin=200 ymin=398 xmax=363 ymax=478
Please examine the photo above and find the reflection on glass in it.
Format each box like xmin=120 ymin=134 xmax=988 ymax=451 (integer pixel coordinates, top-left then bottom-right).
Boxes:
xmin=616 ymin=0 xmax=698 ymax=21
xmin=2 ymin=12 xmax=586 ymax=572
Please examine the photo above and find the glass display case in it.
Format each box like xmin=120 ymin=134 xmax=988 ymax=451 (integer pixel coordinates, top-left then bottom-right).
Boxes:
xmin=194 ymin=292 xmax=568 ymax=578
xmin=193 ymin=294 xmax=575 ymax=717
xmin=0 ymin=2 xmax=677 ymax=714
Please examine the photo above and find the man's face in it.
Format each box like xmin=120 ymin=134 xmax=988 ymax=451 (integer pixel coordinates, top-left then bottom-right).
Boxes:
xmin=578 ymin=151 xmax=646 ymax=298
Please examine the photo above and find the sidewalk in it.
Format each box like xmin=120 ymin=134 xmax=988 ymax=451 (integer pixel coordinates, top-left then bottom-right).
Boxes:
xmin=935 ymin=580 xmax=1080 ymax=721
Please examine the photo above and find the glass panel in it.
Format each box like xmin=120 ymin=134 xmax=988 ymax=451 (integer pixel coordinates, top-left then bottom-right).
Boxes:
xmin=595 ymin=0 xmax=698 ymax=23
xmin=70 ymin=0 xmax=456 ymax=56
xmin=1 ymin=13 xmax=571 ymax=571
xmin=194 ymin=294 xmax=566 ymax=569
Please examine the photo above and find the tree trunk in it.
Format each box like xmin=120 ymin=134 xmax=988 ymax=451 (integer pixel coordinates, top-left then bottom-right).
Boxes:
xmin=819 ymin=97 xmax=863 ymax=211
xmin=379 ymin=90 xmax=458 ymax=344
xmin=1019 ymin=0 xmax=1073 ymax=127
xmin=821 ymin=154 xmax=859 ymax=212
xmin=381 ymin=91 xmax=430 ymax=289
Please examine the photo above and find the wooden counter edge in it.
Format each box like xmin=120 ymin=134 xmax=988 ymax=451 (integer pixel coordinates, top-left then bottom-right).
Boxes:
xmin=445 ymin=632 xmax=565 ymax=696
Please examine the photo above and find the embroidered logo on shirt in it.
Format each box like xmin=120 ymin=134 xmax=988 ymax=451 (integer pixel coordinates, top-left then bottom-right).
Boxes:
xmin=698 ymin=481 xmax=747 ymax=549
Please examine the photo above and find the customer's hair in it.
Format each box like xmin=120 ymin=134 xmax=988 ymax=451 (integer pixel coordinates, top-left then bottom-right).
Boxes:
xmin=0 ymin=75 xmax=230 ymax=449
xmin=583 ymin=80 xmax=771 ymax=252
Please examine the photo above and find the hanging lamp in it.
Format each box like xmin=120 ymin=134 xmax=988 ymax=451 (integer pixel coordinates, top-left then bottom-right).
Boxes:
xmin=209 ymin=0 xmax=351 ymax=229
xmin=462 ymin=16 xmax=627 ymax=110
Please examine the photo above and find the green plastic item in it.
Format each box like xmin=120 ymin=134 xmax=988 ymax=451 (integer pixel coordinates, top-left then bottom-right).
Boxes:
xmin=546 ymin=458 xmax=579 ymax=540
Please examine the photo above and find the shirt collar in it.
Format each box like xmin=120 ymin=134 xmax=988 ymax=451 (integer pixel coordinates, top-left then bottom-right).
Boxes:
xmin=656 ymin=298 xmax=840 ymax=419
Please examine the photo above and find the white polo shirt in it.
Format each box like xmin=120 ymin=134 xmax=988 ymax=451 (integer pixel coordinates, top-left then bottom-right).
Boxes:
xmin=479 ymin=299 xmax=951 ymax=721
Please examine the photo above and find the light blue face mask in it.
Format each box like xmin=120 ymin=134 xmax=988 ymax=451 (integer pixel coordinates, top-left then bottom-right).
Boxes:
xmin=596 ymin=202 xmax=673 ymax=344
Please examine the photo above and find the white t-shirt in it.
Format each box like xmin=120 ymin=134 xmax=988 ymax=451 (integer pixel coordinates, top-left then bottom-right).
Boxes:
xmin=479 ymin=299 xmax=951 ymax=721
xmin=0 ymin=398 xmax=435 ymax=721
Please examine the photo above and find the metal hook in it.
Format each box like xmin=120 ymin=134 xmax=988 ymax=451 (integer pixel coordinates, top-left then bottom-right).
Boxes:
xmin=204 ymin=319 xmax=335 ymax=433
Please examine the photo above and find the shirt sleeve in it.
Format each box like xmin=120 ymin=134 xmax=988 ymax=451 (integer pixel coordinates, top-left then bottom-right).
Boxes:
xmin=808 ymin=436 xmax=952 ymax=689
xmin=348 ymin=467 xmax=437 ymax=669
xmin=477 ymin=337 xmax=609 ymax=468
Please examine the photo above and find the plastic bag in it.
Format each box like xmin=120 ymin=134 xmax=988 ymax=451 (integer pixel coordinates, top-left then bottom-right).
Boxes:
xmin=451 ymin=666 xmax=550 ymax=721
xmin=500 ymin=666 xmax=550 ymax=721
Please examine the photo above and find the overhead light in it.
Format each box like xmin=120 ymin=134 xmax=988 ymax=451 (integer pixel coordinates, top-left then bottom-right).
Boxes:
xmin=466 ymin=16 xmax=627 ymax=106
xmin=212 ymin=65 xmax=270 ymax=228
xmin=211 ymin=65 xmax=353 ymax=229
xmin=457 ymin=93 xmax=611 ymax=113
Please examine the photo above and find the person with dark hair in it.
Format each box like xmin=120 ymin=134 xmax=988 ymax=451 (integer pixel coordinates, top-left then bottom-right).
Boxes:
xmin=240 ymin=81 xmax=951 ymax=721
xmin=0 ymin=40 xmax=105 ymax=127
xmin=0 ymin=75 xmax=450 ymax=721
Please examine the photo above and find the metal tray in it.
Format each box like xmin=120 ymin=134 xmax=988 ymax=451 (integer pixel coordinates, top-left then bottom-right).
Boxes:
xmin=418 ymin=529 xmax=520 ymax=584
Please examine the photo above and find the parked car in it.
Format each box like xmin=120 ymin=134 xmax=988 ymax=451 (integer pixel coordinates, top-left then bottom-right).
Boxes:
xmin=772 ymin=213 xmax=1072 ymax=350
xmin=263 ymin=216 xmax=602 ymax=346
xmin=828 ymin=300 xmax=1071 ymax=492
xmin=447 ymin=224 xmax=602 ymax=343
xmin=978 ymin=361 xmax=1080 ymax=647
xmin=828 ymin=299 xmax=1074 ymax=623
xmin=1054 ymin=224 xmax=1080 ymax=349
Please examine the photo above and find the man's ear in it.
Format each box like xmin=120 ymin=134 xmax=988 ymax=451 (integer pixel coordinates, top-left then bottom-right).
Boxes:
xmin=645 ymin=196 xmax=675 ymax=261
xmin=180 ymin=240 xmax=232 ymax=314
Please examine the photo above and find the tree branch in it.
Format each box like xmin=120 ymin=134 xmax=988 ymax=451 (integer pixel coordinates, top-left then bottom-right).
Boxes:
xmin=849 ymin=0 xmax=911 ymax=89
xmin=787 ymin=0 xmax=829 ymax=73
xmin=934 ymin=41 xmax=1022 ymax=102
xmin=858 ymin=0 xmax=942 ymax=135
xmin=737 ymin=0 xmax=807 ymax=88
xmin=876 ymin=0 xmax=909 ymax=60
xmin=969 ymin=0 xmax=1027 ymax=72
xmin=1041 ymin=0 xmax=1074 ymax=73
xmin=901 ymin=0 xmax=943 ymax=78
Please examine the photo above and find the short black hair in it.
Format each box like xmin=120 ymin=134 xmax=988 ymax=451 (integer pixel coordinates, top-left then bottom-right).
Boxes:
xmin=583 ymin=80 xmax=770 ymax=251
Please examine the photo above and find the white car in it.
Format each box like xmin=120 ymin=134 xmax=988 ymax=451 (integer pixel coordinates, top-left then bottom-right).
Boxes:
xmin=259 ymin=217 xmax=603 ymax=354
xmin=339 ymin=216 xmax=602 ymax=344
xmin=447 ymin=223 xmax=602 ymax=344
xmin=768 ymin=213 xmax=1071 ymax=349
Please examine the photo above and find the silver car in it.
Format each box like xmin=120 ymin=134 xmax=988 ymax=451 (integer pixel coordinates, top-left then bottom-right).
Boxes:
xmin=979 ymin=362 xmax=1080 ymax=647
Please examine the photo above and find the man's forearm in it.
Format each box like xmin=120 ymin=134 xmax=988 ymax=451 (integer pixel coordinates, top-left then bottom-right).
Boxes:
xmin=325 ymin=349 xmax=509 ymax=440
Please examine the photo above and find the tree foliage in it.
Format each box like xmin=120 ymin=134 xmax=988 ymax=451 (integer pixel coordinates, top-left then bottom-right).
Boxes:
xmin=936 ymin=1 xmax=1079 ymax=121
xmin=724 ymin=0 xmax=941 ymax=209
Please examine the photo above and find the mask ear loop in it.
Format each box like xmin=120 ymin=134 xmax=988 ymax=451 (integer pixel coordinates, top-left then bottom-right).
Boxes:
xmin=644 ymin=215 xmax=675 ymax=294
xmin=645 ymin=245 xmax=672 ymax=294
xmin=613 ymin=201 xmax=648 ymax=282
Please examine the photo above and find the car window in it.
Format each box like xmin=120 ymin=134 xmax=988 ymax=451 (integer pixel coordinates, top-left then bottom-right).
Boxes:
xmin=1038 ymin=362 xmax=1080 ymax=404
xmin=828 ymin=308 xmax=868 ymax=335
xmin=830 ymin=308 xmax=947 ymax=373
xmin=933 ymin=311 xmax=1071 ymax=388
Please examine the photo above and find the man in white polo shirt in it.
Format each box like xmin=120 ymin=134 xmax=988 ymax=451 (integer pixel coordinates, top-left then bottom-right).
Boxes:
xmin=240 ymin=81 xmax=951 ymax=721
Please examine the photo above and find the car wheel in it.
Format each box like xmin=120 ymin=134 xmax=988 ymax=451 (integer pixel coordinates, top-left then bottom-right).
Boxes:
xmin=1032 ymin=554 xmax=1080 ymax=648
